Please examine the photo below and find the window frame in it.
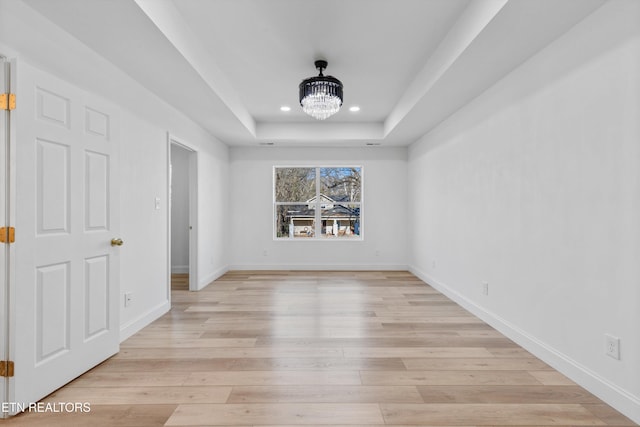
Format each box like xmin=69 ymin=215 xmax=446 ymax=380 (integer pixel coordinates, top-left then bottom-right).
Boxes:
xmin=273 ymin=165 xmax=363 ymax=241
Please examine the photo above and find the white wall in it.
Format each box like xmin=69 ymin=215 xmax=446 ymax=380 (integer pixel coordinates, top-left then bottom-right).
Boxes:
xmin=170 ymin=145 xmax=190 ymax=273
xmin=194 ymin=142 xmax=230 ymax=288
xmin=229 ymin=147 xmax=408 ymax=269
xmin=408 ymin=1 xmax=640 ymax=422
xmin=0 ymin=0 xmax=230 ymax=339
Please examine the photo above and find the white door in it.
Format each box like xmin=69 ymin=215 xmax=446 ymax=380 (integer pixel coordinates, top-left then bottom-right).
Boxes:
xmin=9 ymin=61 xmax=120 ymax=411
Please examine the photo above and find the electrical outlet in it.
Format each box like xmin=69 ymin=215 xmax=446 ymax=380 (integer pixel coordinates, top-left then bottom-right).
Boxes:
xmin=262 ymin=250 xmax=268 ymax=256
xmin=124 ymin=292 xmax=133 ymax=307
xmin=482 ymin=282 xmax=489 ymax=296
xmin=605 ymin=334 xmax=620 ymax=360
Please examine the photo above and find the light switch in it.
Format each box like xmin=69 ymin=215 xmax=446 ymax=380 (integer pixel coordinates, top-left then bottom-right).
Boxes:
xmin=155 ymin=197 xmax=161 ymax=210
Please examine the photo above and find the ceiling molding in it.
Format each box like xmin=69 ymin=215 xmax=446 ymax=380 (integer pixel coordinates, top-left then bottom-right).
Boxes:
xmin=384 ymin=0 xmax=509 ymax=137
xmin=133 ymin=0 xmax=256 ymax=137
xmin=256 ymin=122 xmax=384 ymax=144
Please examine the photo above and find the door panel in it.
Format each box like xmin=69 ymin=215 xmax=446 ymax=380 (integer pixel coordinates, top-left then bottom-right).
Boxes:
xmin=85 ymin=151 xmax=109 ymax=230
xmin=85 ymin=107 xmax=110 ymax=139
xmin=36 ymin=138 xmax=70 ymax=234
xmin=36 ymin=87 xmax=70 ymax=128
xmin=11 ymin=61 xmax=120 ymax=411
xmin=36 ymin=262 xmax=70 ymax=363
xmin=84 ymin=255 xmax=109 ymax=340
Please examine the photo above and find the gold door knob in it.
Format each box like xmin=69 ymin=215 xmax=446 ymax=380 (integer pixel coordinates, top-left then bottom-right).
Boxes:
xmin=110 ymin=238 xmax=124 ymax=247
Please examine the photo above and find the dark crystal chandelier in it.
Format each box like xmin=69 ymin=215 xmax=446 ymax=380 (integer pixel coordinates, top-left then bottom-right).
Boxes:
xmin=299 ymin=60 xmax=343 ymax=120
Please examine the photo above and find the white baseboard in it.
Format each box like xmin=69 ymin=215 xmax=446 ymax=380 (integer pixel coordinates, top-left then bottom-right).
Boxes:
xmin=119 ymin=300 xmax=170 ymax=342
xmin=171 ymin=265 xmax=189 ymax=274
xmin=229 ymin=264 xmax=408 ymax=271
xmin=198 ymin=265 xmax=230 ymax=290
xmin=409 ymin=265 xmax=640 ymax=425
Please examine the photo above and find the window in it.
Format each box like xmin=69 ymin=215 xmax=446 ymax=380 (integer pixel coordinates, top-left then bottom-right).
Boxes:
xmin=274 ymin=167 xmax=362 ymax=239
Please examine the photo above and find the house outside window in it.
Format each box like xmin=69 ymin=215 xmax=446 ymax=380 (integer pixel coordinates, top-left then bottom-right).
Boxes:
xmin=274 ymin=167 xmax=362 ymax=239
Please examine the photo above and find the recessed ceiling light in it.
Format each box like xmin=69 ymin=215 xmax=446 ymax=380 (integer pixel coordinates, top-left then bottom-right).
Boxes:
xmin=349 ymin=106 xmax=360 ymax=112
xmin=280 ymin=106 xmax=291 ymax=112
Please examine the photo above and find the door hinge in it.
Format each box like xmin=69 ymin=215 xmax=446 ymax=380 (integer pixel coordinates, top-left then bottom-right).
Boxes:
xmin=0 ymin=227 xmax=15 ymax=243
xmin=0 ymin=93 xmax=16 ymax=110
xmin=0 ymin=361 xmax=14 ymax=377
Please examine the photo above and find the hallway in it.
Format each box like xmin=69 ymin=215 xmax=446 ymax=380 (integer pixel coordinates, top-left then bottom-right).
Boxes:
xmin=5 ymin=271 xmax=635 ymax=426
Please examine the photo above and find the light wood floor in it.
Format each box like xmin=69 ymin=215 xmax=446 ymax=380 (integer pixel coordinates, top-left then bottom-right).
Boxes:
xmin=171 ymin=273 xmax=190 ymax=291
xmin=5 ymin=271 xmax=637 ymax=426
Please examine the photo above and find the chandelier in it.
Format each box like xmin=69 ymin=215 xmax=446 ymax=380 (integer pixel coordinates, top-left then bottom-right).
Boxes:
xmin=299 ymin=60 xmax=343 ymax=120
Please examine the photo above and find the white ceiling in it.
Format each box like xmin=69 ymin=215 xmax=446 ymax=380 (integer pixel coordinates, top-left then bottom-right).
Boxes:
xmin=23 ymin=0 xmax=605 ymax=147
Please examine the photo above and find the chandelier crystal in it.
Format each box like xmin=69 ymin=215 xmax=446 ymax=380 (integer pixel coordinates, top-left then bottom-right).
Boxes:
xmin=299 ymin=60 xmax=343 ymax=120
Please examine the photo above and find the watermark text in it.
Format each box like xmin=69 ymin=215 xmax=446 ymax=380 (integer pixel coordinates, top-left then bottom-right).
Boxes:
xmin=2 ymin=401 xmax=91 ymax=414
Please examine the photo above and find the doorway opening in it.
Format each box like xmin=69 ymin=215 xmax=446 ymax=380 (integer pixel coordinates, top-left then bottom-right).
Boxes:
xmin=168 ymin=137 xmax=198 ymax=295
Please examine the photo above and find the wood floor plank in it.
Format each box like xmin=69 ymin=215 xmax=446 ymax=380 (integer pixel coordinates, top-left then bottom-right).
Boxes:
xmin=380 ymin=403 xmax=606 ymax=425
xmin=416 ymin=385 xmax=602 ymax=404
xmin=127 ymin=331 xmax=204 ymax=339
xmin=183 ymin=371 xmax=362 ymax=386
xmin=402 ymin=357 xmax=551 ymax=371
xmin=529 ymin=370 xmax=578 ymax=385
xmin=43 ymin=386 xmax=232 ymax=404
xmin=66 ymin=371 xmax=190 ymax=387
xmin=254 ymin=336 xmax=516 ymax=348
xmin=167 ymin=425 xmax=456 ymax=427
xmin=226 ymin=385 xmax=424 ymax=403
xmin=120 ymin=338 xmax=257 ymax=348
xmin=379 ymin=317 xmax=486 ymax=324
xmin=196 ymin=330 xmax=266 ymax=338
xmin=230 ymin=357 xmax=407 ymax=371
xmin=343 ymin=347 xmax=495 ymax=358
xmin=360 ymin=370 xmax=543 ymax=386
xmin=381 ymin=322 xmax=491 ymax=330
xmin=114 ymin=347 xmax=343 ymax=359
xmin=205 ymin=316 xmax=385 ymax=326
xmin=486 ymin=347 xmax=535 ymax=358
xmin=582 ymin=403 xmax=639 ymax=426
xmin=165 ymin=403 xmax=385 ymax=425
xmin=92 ymin=358 xmax=237 ymax=372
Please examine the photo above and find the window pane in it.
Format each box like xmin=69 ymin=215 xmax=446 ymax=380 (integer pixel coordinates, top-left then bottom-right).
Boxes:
xmin=274 ymin=166 xmax=362 ymax=240
xmin=275 ymin=204 xmax=316 ymax=238
xmin=320 ymin=167 xmax=361 ymax=202
xmin=321 ymin=204 xmax=360 ymax=238
xmin=275 ymin=168 xmax=316 ymax=202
